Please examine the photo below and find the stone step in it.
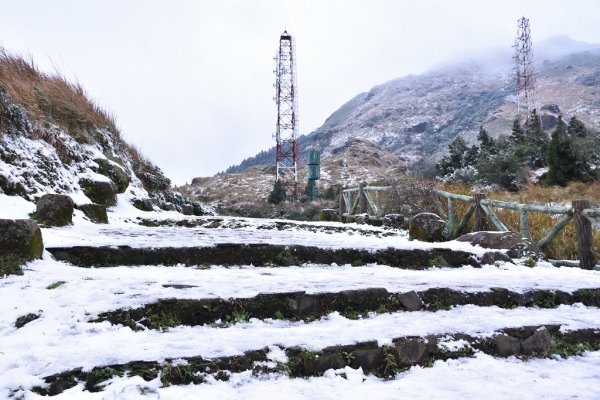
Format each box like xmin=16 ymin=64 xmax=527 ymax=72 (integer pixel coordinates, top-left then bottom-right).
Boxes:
xmin=35 ymin=324 xmax=600 ymax=396
xmin=46 ymin=243 xmax=490 ymax=268
xmin=94 ymin=287 xmax=600 ymax=330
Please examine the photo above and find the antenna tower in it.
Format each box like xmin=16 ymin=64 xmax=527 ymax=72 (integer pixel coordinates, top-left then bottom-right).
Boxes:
xmin=274 ymin=30 xmax=299 ymax=199
xmin=513 ymin=17 xmax=537 ymax=126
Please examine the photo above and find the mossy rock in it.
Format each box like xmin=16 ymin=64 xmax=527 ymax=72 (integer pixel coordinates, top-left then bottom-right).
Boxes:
xmin=409 ymin=213 xmax=446 ymax=242
xmin=78 ymin=204 xmax=108 ymax=224
xmin=93 ymin=158 xmax=130 ymax=193
xmin=35 ymin=194 xmax=74 ymax=226
xmin=0 ymin=219 xmax=44 ymax=276
xmin=319 ymin=209 xmax=340 ymax=222
xmin=132 ymin=198 xmax=154 ymax=212
xmin=80 ymin=178 xmax=117 ymax=207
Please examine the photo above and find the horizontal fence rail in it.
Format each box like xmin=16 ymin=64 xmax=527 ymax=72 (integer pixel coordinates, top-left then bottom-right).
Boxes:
xmin=340 ymin=185 xmax=599 ymax=270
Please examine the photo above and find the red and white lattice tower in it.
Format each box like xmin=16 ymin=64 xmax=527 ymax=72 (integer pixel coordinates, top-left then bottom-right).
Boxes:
xmin=274 ymin=30 xmax=299 ymax=199
xmin=513 ymin=17 xmax=537 ymax=125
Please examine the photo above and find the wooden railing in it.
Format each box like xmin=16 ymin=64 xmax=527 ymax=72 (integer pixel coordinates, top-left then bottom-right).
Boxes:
xmin=340 ymin=185 xmax=599 ymax=269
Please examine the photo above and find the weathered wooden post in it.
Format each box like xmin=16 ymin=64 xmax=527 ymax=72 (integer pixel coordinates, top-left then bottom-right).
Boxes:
xmin=339 ymin=187 xmax=346 ymax=218
xmin=573 ymin=200 xmax=596 ymax=270
xmin=447 ymin=198 xmax=455 ymax=238
xmin=359 ymin=182 xmax=367 ymax=214
xmin=474 ymin=193 xmax=487 ymax=231
xmin=519 ymin=209 xmax=530 ymax=239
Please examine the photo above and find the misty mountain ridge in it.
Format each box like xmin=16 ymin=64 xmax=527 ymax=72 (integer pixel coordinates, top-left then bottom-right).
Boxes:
xmin=223 ymin=36 xmax=600 ymax=176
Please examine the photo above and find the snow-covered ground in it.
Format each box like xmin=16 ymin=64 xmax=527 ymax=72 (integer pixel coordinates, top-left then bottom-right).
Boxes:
xmin=2 ymin=192 xmax=600 ymax=398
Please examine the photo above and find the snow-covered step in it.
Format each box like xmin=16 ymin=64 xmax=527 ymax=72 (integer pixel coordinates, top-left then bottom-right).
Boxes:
xmin=94 ymin=286 xmax=600 ymax=330
xmin=4 ymin=304 xmax=600 ymax=386
xmin=35 ymin=324 xmax=600 ymax=396
xmin=51 ymin=351 xmax=600 ymax=399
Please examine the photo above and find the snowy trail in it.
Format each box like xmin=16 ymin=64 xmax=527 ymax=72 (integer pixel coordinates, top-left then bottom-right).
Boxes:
xmin=44 ymin=352 xmax=600 ymax=400
xmin=2 ymin=303 xmax=600 ymax=382
xmin=1 ymin=259 xmax=598 ymax=323
xmin=41 ymin=223 xmax=489 ymax=255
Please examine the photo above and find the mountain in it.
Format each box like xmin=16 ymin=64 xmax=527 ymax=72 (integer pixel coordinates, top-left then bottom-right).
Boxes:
xmin=0 ymin=49 xmax=208 ymax=216
xmin=224 ymin=36 xmax=600 ymax=175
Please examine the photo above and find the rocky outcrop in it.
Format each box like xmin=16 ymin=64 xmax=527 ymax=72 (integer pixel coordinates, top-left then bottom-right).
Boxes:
xmin=131 ymin=198 xmax=154 ymax=212
xmin=382 ymin=214 xmax=405 ymax=229
xmin=79 ymin=179 xmax=117 ymax=207
xmin=35 ymin=194 xmax=74 ymax=226
xmin=409 ymin=213 xmax=446 ymax=242
xmin=455 ymin=231 xmax=544 ymax=259
xmin=0 ymin=219 xmax=43 ymax=276
xmin=319 ymin=209 xmax=339 ymax=222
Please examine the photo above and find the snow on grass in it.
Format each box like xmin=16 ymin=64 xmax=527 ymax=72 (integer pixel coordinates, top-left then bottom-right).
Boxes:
xmin=28 ymin=351 xmax=600 ymax=400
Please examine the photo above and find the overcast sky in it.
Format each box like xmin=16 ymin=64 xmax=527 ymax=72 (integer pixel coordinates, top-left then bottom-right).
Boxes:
xmin=2 ymin=0 xmax=600 ymax=184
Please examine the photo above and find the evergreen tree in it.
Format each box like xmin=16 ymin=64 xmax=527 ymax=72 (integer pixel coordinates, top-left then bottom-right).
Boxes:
xmin=546 ymin=116 xmax=570 ymax=186
xmin=268 ymin=180 xmax=287 ymax=204
xmin=477 ymin=126 xmax=495 ymax=151
xmin=568 ymin=116 xmax=587 ymax=138
xmin=510 ymin=119 xmax=525 ymax=145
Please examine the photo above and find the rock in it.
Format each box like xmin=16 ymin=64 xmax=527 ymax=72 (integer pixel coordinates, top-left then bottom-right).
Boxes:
xmin=0 ymin=219 xmax=43 ymax=276
xmin=522 ymin=330 xmax=555 ymax=356
xmin=409 ymin=213 xmax=446 ymax=242
xmin=340 ymin=288 xmax=389 ymax=307
xmin=480 ymin=251 xmax=512 ymax=265
xmin=302 ymin=353 xmax=346 ymax=375
xmin=181 ymin=204 xmax=194 ymax=216
xmin=395 ymin=339 xmax=428 ymax=366
xmin=382 ymin=214 xmax=405 ymax=229
xmin=35 ymin=194 xmax=74 ymax=226
xmin=78 ymin=204 xmax=108 ymax=224
xmin=93 ymin=159 xmax=130 ymax=193
xmin=397 ymin=291 xmax=424 ymax=311
xmin=455 ymin=231 xmax=544 ymax=259
xmin=354 ymin=213 xmax=369 ymax=224
xmin=132 ymin=198 xmax=154 ymax=212
xmin=319 ymin=209 xmax=339 ymax=222
xmin=493 ymin=335 xmax=521 ymax=357
xmin=351 ymin=348 xmax=384 ymax=371
xmin=288 ymin=294 xmax=321 ymax=318
xmin=80 ymin=178 xmax=117 ymax=207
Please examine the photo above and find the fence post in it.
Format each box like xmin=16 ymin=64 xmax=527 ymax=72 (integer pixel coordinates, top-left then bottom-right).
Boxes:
xmin=447 ymin=198 xmax=455 ymax=238
xmin=519 ymin=209 xmax=530 ymax=239
xmin=339 ymin=187 xmax=346 ymax=218
xmin=573 ymin=200 xmax=596 ymax=270
xmin=474 ymin=194 xmax=487 ymax=231
xmin=359 ymin=182 xmax=367 ymax=214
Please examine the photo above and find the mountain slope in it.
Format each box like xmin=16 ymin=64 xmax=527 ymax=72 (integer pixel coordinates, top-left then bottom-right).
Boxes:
xmin=226 ymin=37 xmax=600 ymax=174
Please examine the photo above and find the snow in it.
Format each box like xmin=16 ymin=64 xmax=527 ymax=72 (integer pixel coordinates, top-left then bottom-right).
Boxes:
xmin=0 ymin=194 xmax=35 ymax=219
xmin=41 ymin=219 xmax=490 ymax=257
xmin=21 ymin=352 xmax=600 ymax=399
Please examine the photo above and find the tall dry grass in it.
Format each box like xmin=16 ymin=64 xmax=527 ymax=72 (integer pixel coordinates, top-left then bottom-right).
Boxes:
xmin=437 ymin=182 xmax=600 ymax=260
xmin=0 ymin=48 xmax=118 ymax=139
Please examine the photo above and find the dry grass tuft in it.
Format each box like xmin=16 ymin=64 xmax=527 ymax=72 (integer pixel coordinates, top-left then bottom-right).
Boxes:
xmin=0 ymin=47 xmax=118 ymax=139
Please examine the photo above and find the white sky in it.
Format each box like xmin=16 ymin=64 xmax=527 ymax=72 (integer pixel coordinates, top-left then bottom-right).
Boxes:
xmin=1 ymin=0 xmax=600 ymax=184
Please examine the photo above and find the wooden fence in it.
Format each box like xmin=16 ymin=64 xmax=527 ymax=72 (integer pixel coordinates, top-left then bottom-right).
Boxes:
xmin=340 ymin=185 xmax=599 ymax=269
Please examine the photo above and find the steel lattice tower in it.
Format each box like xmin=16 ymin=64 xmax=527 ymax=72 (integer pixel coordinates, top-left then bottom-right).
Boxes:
xmin=513 ymin=17 xmax=537 ymax=125
xmin=274 ymin=30 xmax=299 ymax=199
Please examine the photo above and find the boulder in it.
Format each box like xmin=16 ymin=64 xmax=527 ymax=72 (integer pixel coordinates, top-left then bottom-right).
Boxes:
xmin=78 ymin=204 xmax=108 ymax=224
xmin=80 ymin=178 xmax=117 ymax=207
xmin=382 ymin=214 xmax=405 ymax=229
xmin=455 ymin=231 xmax=544 ymax=259
xmin=93 ymin=159 xmax=130 ymax=193
xmin=409 ymin=213 xmax=446 ymax=242
xmin=35 ymin=194 xmax=74 ymax=226
xmin=319 ymin=209 xmax=339 ymax=222
xmin=540 ymin=104 xmax=561 ymax=114
xmin=0 ymin=219 xmax=43 ymax=276
xmin=181 ymin=204 xmax=194 ymax=216
xmin=131 ymin=198 xmax=154 ymax=212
